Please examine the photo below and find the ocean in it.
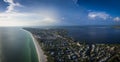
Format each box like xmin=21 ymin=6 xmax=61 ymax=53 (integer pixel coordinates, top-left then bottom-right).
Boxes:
xmin=0 ymin=27 xmax=38 ymax=62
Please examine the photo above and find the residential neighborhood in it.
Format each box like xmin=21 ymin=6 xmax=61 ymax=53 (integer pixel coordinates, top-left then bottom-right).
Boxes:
xmin=24 ymin=28 xmax=120 ymax=62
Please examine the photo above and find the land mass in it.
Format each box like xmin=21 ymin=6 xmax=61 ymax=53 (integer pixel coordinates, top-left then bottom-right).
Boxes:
xmin=24 ymin=28 xmax=120 ymax=62
xmin=23 ymin=29 xmax=47 ymax=62
xmin=112 ymin=25 xmax=120 ymax=29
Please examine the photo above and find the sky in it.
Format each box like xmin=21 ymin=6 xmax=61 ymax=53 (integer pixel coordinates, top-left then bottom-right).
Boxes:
xmin=0 ymin=0 xmax=120 ymax=26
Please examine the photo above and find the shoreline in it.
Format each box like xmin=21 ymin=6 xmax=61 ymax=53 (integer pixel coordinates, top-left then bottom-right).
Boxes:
xmin=22 ymin=28 xmax=120 ymax=62
xmin=23 ymin=29 xmax=47 ymax=62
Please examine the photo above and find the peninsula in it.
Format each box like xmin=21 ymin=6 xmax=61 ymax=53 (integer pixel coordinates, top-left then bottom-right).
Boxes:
xmin=24 ymin=28 xmax=120 ymax=62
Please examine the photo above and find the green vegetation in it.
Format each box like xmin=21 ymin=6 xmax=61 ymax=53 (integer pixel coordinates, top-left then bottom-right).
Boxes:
xmin=24 ymin=28 xmax=120 ymax=62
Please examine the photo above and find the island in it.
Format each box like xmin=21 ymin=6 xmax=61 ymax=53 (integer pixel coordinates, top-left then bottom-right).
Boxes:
xmin=23 ymin=28 xmax=120 ymax=62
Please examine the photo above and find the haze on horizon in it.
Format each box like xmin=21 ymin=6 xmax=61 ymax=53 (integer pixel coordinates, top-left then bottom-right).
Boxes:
xmin=0 ymin=0 xmax=120 ymax=26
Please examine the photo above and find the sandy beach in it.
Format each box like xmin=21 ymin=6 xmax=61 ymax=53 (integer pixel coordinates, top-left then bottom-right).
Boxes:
xmin=23 ymin=29 xmax=47 ymax=62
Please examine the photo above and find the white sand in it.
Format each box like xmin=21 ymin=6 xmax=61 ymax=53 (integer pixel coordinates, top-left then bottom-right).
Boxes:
xmin=23 ymin=29 xmax=47 ymax=62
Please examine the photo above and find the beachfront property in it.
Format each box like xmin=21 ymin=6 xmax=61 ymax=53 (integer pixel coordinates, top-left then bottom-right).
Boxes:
xmin=24 ymin=28 xmax=120 ymax=62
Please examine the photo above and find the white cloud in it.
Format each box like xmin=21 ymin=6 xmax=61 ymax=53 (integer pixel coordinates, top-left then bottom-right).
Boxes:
xmin=72 ymin=0 xmax=79 ymax=6
xmin=3 ymin=0 xmax=22 ymax=13
xmin=73 ymin=0 xmax=78 ymax=4
xmin=88 ymin=12 xmax=110 ymax=20
xmin=113 ymin=17 xmax=120 ymax=21
xmin=0 ymin=10 xmax=59 ymax=26
xmin=0 ymin=0 xmax=59 ymax=26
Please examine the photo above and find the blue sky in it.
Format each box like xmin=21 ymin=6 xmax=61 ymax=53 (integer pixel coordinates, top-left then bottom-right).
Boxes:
xmin=0 ymin=0 xmax=120 ymax=26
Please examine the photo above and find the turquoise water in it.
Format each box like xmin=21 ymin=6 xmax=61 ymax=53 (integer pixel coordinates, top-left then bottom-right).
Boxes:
xmin=0 ymin=28 xmax=38 ymax=62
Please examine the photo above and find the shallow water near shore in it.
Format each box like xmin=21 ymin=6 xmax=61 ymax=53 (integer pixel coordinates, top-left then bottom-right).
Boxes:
xmin=0 ymin=27 xmax=38 ymax=62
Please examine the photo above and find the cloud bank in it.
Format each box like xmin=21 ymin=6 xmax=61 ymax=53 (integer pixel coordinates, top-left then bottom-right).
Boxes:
xmin=88 ymin=11 xmax=120 ymax=22
xmin=0 ymin=9 xmax=59 ymax=26
xmin=0 ymin=0 xmax=59 ymax=26
xmin=113 ymin=17 xmax=120 ymax=21
xmin=88 ymin=12 xmax=110 ymax=20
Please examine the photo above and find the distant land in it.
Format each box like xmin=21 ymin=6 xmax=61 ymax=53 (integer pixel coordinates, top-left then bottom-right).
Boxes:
xmin=112 ymin=25 xmax=120 ymax=29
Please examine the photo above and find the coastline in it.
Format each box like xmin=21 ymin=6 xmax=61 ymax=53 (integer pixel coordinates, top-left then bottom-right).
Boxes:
xmin=23 ymin=29 xmax=47 ymax=62
xmin=22 ymin=28 xmax=120 ymax=62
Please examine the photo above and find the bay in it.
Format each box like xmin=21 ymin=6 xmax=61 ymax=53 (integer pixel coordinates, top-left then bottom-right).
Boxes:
xmin=34 ymin=26 xmax=120 ymax=44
